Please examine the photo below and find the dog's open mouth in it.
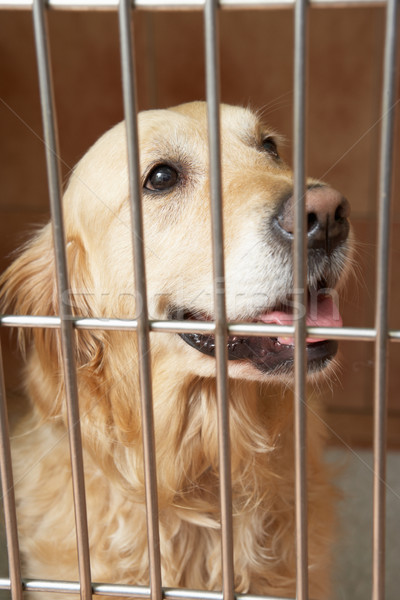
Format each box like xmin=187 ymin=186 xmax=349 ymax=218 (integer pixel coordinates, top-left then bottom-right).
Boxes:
xmin=169 ymin=289 xmax=341 ymax=374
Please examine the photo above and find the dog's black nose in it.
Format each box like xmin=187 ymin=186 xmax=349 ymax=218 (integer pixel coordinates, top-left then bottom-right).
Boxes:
xmin=274 ymin=185 xmax=350 ymax=253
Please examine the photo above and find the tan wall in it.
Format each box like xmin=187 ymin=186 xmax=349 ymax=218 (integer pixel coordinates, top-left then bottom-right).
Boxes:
xmin=1 ymin=7 xmax=399 ymax=445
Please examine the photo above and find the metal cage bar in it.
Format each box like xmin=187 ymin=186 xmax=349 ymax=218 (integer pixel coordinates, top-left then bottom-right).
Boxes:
xmin=372 ymin=0 xmax=399 ymax=598
xmin=31 ymin=1 xmax=93 ymax=598
xmin=1 ymin=314 xmax=400 ymax=342
xmin=118 ymin=1 xmax=163 ymax=599
xmin=0 ymin=577 xmax=292 ymax=599
xmin=0 ymin=0 xmax=391 ymax=11
xmin=292 ymin=0 xmax=309 ymax=596
xmin=203 ymin=1 xmax=235 ymax=599
xmin=0 ymin=339 xmax=23 ymax=600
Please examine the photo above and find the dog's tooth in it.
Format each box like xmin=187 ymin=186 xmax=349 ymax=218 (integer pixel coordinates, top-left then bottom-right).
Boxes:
xmin=193 ymin=334 xmax=204 ymax=348
xmin=207 ymin=338 xmax=215 ymax=351
xmin=201 ymin=335 xmax=214 ymax=351
xmin=277 ymin=336 xmax=295 ymax=346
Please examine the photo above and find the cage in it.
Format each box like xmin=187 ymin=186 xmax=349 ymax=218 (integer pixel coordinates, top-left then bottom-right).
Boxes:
xmin=0 ymin=1 xmax=399 ymax=599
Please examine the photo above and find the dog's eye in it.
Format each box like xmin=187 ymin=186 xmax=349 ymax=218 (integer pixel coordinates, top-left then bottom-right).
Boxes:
xmin=144 ymin=164 xmax=179 ymax=192
xmin=262 ymin=137 xmax=279 ymax=159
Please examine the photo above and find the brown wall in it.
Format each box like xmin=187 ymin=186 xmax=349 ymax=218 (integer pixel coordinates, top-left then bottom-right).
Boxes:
xmin=1 ymin=7 xmax=399 ymax=446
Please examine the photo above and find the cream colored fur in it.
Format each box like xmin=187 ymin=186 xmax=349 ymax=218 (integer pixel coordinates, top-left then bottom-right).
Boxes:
xmin=0 ymin=102 xmax=349 ymax=599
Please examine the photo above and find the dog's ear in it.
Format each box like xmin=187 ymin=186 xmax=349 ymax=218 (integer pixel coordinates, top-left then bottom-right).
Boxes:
xmin=0 ymin=224 xmax=105 ymax=375
xmin=0 ymin=224 xmax=59 ymax=363
xmin=66 ymin=236 xmax=107 ymax=373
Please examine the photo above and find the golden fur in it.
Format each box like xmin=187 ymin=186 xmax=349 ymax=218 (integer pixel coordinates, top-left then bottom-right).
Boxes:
xmin=0 ymin=102 xmax=351 ymax=599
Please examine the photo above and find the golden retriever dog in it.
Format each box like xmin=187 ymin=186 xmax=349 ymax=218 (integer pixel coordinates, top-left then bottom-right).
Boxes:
xmin=0 ymin=102 xmax=352 ymax=599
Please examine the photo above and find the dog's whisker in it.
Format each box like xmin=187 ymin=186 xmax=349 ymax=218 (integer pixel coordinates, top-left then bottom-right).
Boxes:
xmin=316 ymin=97 xmax=400 ymax=183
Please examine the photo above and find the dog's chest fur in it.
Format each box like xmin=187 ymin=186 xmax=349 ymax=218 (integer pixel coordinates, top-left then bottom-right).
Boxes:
xmin=13 ymin=373 xmax=334 ymax=599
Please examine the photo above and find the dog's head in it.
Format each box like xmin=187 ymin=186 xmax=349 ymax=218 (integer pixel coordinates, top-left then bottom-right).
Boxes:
xmin=1 ymin=102 xmax=352 ymax=393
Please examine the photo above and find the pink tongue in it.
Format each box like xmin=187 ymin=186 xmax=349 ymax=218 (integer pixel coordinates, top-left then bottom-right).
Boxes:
xmin=258 ymin=295 xmax=342 ymax=345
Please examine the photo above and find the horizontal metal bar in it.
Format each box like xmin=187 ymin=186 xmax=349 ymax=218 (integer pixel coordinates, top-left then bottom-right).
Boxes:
xmin=0 ymin=578 xmax=289 ymax=600
xmin=0 ymin=0 xmax=388 ymax=11
xmin=0 ymin=315 xmax=62 ymax=328
xmin=1 ymin=314 xmax=399 ymax=342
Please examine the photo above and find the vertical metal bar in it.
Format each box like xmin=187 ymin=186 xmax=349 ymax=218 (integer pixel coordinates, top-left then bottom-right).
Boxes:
xmin=203 ymin=2 xmax=234 ymax=600
xmin=293 ymin=0 xmax=309 ymax=598
xmin=118 ymin=3 xmax=162 ymax=600
xmin=372 ymin=0 xmax=399 ymax=599
xmin=0 ymin=339 xmax=23 ymax=600
xmin=32 ymin=2 xmax=92 ymax=599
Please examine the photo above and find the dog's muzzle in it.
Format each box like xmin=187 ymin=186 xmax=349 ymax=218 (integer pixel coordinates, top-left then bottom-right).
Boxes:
xmin=170 ymin=290 xmax=339 ymax=376
xmin=170 ymin=185 xmax=350 ymax=376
